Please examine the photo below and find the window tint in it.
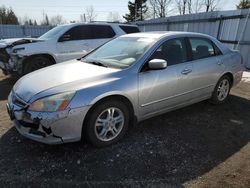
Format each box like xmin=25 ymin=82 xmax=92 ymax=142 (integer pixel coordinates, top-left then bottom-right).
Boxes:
xmin=150 ymin=38 xmax=188 ymax=66
xmin=92 ymin=25 xmax=115 ymax=38
xmin=189 ymin=38 xmax=216 ymax=60
xmin=64 ymin=25 xmax=92 ymax=40
xmin=119 ymin=25 xmax=140 ymax=34
xmin=62 ymin=25 xmax=115 ymax=41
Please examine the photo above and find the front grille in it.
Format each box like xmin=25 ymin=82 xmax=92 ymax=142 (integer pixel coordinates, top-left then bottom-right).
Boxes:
xmin=0 ymin=48 xmax=10 ymax=63
xmin=18 ymin=120 xmax=39 ymax=129
xmin=12 ymin=92 xmax=28 ymax=108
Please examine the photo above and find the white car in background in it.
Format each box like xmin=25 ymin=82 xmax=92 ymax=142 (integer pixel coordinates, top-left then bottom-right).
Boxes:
xmin=0 ymin=23 xmax=140 ymax=75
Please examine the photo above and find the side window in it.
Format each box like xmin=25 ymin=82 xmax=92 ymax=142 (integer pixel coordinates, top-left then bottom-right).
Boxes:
xmin=150 ymin=38 xmax=188 ymax=66
xmin=189 ymin=38 xmax=216 ymax=60
xmin=91 ymin=25 xmax=115 ymax=39
xmin=63 ymin=25 xmax=92 ymax=40
xmin=119 ymin=25 xmax=140 ymax=34
xmin=213 ymin=43 xmax=223 ymax=56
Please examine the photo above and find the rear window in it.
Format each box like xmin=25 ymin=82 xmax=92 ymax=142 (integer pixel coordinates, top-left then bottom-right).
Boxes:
xmin=119 ymin=25 xmax=140 ymax=34
xmin=189 ymin=38 xmax=216 ymax=60
xmin=91 ymin=25 xmax=116 ymax=38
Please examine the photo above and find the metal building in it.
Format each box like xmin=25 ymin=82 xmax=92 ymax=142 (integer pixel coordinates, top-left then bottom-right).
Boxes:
xmin=134 ymin=9 xmax=250 ymax=69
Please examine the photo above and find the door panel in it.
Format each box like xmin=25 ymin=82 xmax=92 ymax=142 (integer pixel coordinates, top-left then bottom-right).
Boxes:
xmin=174 ymin=61 xmax=195 ymax=103
xmin=56 ymin=25 xmax=115 ymax=62
xmin=138 ymin=37 xmax=195 ymax=117
xmin=57 ymin=40 xmax=89 ymax=62
xmin=138 ymin=66 xmax=178 ymax=116
xmin=188 ymin=37 xmax=226 ymax=98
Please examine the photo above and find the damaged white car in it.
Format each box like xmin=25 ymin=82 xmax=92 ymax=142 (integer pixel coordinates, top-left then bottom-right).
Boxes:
xmin=0 ymin=23 xmax=139 ymax=75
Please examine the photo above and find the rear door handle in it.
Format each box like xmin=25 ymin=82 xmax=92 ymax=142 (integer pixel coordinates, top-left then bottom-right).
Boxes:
xmin=217 ymin=61 xmax=223 ymax=65
xmin=181 ymin=69 xmax=192 ymax=75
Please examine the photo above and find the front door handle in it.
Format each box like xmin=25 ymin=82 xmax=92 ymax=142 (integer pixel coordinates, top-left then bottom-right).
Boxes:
xmin=217 ymin=61 xmax=223 ymax=65
xmin=181 ymin=69 xmax=192 ymax=75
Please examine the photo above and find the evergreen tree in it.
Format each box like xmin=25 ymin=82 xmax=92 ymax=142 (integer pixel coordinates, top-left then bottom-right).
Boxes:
xmin=237 ymin=0 xmax=250 ymax=9
xmin=28 ymin=19 xmax=33 ymax=25
xmin=41 ymin=13 xmax=50 ymax=25
xmin=8 ymin=8 xmax=19 ymax=24
xmin=123 ymin=0 xmax=148 ymax=22
xmin=0 ymin=6 xmax=19 ymax=24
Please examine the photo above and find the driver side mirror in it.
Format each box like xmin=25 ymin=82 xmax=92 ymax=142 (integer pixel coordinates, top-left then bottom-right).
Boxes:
xmin=148 ymin=59 xmax=167 ymax=70
xmin=58 ymin=34 xmax=71 ymax=42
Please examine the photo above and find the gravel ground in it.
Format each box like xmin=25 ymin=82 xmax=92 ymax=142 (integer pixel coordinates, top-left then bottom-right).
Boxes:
xmin=0 ymin=70 xmax=250 ymax=188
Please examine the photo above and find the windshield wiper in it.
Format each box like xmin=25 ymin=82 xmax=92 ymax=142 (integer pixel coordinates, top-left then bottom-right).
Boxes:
xmin=86 ymin=60 xmax=108 ymax=68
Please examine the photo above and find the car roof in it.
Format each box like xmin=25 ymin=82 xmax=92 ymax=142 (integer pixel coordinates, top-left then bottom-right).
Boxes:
xmin=59 ymin=22 xmax=138 ymax=27
xmin=122 ymin=31 xmax=213 ymax=39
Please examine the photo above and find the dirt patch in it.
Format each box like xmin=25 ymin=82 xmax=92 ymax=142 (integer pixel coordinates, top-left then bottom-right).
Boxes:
xmin=0 ymin=70 xmax=250 ymax=187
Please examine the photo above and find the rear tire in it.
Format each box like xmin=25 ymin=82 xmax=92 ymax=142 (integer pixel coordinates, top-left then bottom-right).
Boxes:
xmin=23 ymin=56 xmax=53 ymax=75
xmin=209 ymin=75 xmax=231 ymax=104
xmin=84 ymin=100 xmax=130 ymax=147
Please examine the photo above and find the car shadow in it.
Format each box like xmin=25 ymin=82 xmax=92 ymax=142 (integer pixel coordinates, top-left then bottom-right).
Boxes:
xmin=0 ymin=73 xmax=19 ymax=101
xmin=0 ymin=95 xmax=250 ymax=187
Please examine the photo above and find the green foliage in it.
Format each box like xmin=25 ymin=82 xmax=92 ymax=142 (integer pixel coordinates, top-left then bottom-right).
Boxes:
xmin=123 ymin=0 xmax=148 ymax=22
xmin=0 ymin=6 xmax=19 ymax=24
xmin=237 ymin=0 xmax=250 ymax=9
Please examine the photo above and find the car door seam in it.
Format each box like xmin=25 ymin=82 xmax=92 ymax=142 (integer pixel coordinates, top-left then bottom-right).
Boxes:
xmin=141 ymin=84 xmax=214 ymax=107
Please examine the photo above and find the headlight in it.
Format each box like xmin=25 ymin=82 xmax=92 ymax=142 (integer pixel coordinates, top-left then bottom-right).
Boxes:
xmin=28 ymin=91 xmax=76 ymax=112
xmin=13 ymin=47 xmax=25 ymax=53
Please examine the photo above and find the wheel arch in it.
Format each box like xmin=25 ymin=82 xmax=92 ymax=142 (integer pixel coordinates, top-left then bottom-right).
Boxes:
xmin=22 ymin=53 xmax=57 ymax=65
xmin=221 ymin=72 xmax=234 ymax=87
xmin=21 ymin=53 xmax=57 ymax=74
xmin=82 ymin=94 xmax=137 ymax=139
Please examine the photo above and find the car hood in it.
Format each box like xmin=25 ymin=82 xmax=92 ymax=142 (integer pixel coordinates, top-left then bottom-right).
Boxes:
xmin=13 ymin=60 xmax=120 ymax=102
xmin=0 ymin=38 xmax=40 ymax=48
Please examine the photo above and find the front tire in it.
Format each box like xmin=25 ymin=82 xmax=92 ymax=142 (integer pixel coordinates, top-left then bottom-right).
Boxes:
xmin=23 ymin=56 xmax=53 ymax=75
xmin=210 ymin=75 xmax=231 ymax=104
xmin=84 ymin=100 xmax=130 ymax=147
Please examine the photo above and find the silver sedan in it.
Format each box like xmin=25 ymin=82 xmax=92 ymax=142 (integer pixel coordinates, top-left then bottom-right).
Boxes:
xmin=7 ymin=32 xmax=244 ymax=147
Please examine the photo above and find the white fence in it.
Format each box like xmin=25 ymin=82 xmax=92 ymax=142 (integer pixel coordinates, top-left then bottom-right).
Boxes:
xmin=134 ymin=9 xmax=250 ymax=69
xmin=0 ymin=25 xmax=52 ymax=39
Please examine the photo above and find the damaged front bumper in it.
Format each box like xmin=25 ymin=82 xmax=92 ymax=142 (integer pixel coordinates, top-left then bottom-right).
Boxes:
xmin=0 ymin=47 xmax=22 ymax=75
xmin=0 ymin=47 xmax=12 ymax=74
xmin=7 ymin=92 xmax=90 ymax=144
xmin=0 ymin=53 xmax=24 ymax=75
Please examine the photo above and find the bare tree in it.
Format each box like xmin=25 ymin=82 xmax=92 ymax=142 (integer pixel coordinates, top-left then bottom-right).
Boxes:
xmin=85 ymin=6 xmax=97 ymax=22
xmin=149 ymin=0 xmax=173 ymax=18
xmin=192 ymin=0 xmax=203 ymax=13
xmin=107 ymin=12 xmax=122 ymax=22
xmin=204 ymin=0 xmax=220 ymax=12
xmin=176 ymin=0 xmax=187 ymax=14
xmin=176 ymin=0 xmax=206 ymax=15
xmin=50 ymin=15 xmax=67 ymax=26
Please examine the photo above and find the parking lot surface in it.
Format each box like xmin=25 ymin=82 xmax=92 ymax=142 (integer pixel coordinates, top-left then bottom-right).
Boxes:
xmin=0 ymin=70 xmax=250 ymax=187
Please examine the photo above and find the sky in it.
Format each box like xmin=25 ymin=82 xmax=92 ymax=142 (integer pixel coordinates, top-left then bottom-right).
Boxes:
xmin=0 ymin=0 xmax=241 ymax=23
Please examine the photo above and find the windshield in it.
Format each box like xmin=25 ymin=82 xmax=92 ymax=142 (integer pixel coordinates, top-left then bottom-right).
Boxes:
xmin=38 ymin=25 xmax=67 ymax=40
xmin=83 ymin=36 xmax=156 ymax=69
